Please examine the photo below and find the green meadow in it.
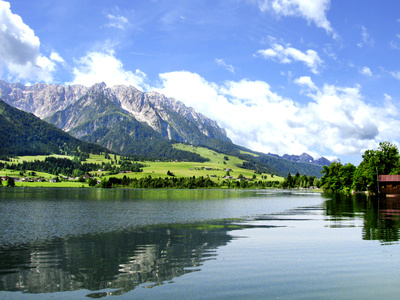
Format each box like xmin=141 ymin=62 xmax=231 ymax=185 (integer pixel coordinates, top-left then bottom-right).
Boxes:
xmin=0 ymin=144 xmax=283 ymax=187
xmin=100 ymin=144 xmax=283 ymax=182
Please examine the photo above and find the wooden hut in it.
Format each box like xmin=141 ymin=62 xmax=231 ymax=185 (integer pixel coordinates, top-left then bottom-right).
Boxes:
xmin=378 ymin=175 xmax=400 ymax=196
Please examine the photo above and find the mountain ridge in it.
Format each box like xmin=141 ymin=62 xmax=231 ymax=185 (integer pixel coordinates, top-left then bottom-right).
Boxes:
xmin=0 ymin=79 xmax=330 ymax=176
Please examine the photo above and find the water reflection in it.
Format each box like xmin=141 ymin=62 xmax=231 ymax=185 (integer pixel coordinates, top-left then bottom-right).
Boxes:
xmin=3 ymin=189 xmax=400 ymax=298
xmin=0 ymin=220 xmax=254 ymax=297
xmin=324 ymin=193 xmax=400 ymax=243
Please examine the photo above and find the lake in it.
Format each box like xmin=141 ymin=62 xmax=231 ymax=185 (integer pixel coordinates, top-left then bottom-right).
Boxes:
xmin=1 ymin=188 xmax=400 ymax=299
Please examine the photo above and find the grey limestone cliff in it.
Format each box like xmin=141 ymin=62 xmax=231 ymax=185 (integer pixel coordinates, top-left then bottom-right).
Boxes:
xmin=0 ymin=80 xmax=231 ymax=155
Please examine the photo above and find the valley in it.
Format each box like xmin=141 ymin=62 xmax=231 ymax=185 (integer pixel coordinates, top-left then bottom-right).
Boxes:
xmin=0 ymin=80 xmax=330 ymax=181
xmin=0 ymin=144 xmax=285 ymax=188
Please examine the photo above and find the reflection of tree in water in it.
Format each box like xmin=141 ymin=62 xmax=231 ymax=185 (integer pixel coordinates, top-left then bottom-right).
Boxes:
xmin=324 ymin=193 xmax=400 ymax=243
xmin=0 ymin=221 xmax=243 ymax=296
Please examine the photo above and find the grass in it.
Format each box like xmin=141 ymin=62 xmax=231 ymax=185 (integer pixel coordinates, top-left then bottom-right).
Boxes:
xmin=84 ymin=154 xmax=119 ymax=165
xmin=101 ymin=144 xmax=283 ymax=183
xmin=8 ymin=154 xmax=74 ymax=164
xmin=1 ymin=145 xmax=284 ymax=187
xmin=13 ymin=181 xmax=89 ymax=188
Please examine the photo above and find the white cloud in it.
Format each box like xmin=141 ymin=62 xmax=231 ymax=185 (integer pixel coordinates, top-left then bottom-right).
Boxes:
xmin=254 ymin=0 xmax=337 ymax=38
xmin=0 ymin=1 xmax=61 ymax=83
xmin=67 ymin=50 xmax=148 ymax=90
xmin=50 ymin=52 xmax=65 ymax=64
xmin=294 ymin=76 xmax=317 ymax=90
xmin=154 ymin=71 xmax=400 ymax=158
xmin=106 ymin=14 xmax=129 ymax=29
xmin=390 ymin=71 xmax=400 ymax=80
xmin=156 ymin=71 xmax=304 ymax=155
xmin=257 ymin=43 xmax=323 ymax=74
xmin=215 ymin=58 xmax=235 ymax=73
xmin=360 ymin=66 xmax=372 ymax=76
xmin=357 ymin=26 xmax=374 ymax=48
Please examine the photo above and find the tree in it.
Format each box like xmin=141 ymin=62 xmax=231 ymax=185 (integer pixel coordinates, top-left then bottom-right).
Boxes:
xmin=7 ymin=177 xmax=15 ymax=187
xmin=352 ymin=142 xmax=400 ymax=193
xmin=286 ymin=172 xmax=293 ymax=188
xmin=320 ymin=162 xmax=343 ymax=192
xmin=339 ymin=163 xmax=356 ymax=192
xmin=88 ymin=178 xmax=97 ymax=186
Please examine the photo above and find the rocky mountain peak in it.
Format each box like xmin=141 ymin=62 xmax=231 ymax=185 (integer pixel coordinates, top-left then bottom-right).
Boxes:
xmin=272 ymin=152 xmax=331 ymax=167
xmin=0 ymin=80 xmax=231 ymax=155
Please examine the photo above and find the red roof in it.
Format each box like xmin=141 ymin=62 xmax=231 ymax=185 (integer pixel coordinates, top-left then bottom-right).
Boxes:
xmin=378 ymin=175 xmax=400 ymax=182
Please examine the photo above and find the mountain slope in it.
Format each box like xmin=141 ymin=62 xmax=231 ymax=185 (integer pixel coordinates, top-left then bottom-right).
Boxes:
xmin=43 ymin=85 xmax=209 ymax=161
xmin=0 ymin=80 xmax=329 ymax=176
xmin=0 ymin=99 xmax=108 ymax=155
xmin=0 ymin=80 xmax=231 ymax=146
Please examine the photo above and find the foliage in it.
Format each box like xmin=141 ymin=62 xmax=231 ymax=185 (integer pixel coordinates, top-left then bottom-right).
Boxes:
xmin=320 ymin=162 xmax=356 ymax=192
xmin=0 ymin=99 xmax=107 ymax=156
xmin=98 ymin=175 xmax=282 ymax=190
xmin=320 ymin=142 xmax=400 ymax=193
xmin=352 ymin=142 xmax=400 ymax=193
xmin=4 ymin=156 xmax=145 ymax=177
xmin=279 ymin=172 xmax=318 ymax=189
xmin=7 ymin=177 xmax=15 ymax=187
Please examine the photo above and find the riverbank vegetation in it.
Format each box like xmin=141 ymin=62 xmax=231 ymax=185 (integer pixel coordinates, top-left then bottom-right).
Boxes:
xmin=320 ymin=142 xmax=399 ymax=194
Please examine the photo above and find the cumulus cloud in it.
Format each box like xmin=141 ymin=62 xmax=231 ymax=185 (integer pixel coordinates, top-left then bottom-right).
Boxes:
xmin=254 ymin=0 xmax=336 ymax=38
xmin=154 ymin=71 xmax=400 ymax=158
xmin=156 ymin=71 xmax=304 ymax=155
xmin=0 ymin=1 xmax=62 ymax=83
xmin=360 ymin=66 xmax=372 ymax=77
xmin=215 ymin=58 xmax=235 ymax=73
xmin=294 ymin=76 xmax=317 ymax=90
xmin=257 ymin=43 xmax=323 ymax=74
xmin=67 ymin=50 xmax=148 ymax=90
xmin=50 ymin=52 xmax=65 ymax=64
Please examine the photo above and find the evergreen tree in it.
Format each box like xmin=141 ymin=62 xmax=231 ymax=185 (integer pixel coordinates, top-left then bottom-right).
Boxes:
xmin=7 ymin=177 xmax=15 ymax=187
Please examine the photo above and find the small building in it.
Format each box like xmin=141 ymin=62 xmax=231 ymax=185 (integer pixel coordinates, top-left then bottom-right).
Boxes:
xmin=378 ymin=175 xmax=400 ymax=195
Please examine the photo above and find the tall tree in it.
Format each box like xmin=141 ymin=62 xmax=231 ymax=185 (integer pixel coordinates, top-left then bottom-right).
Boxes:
xmin=352 ymin=142 xmax=400 ymax=192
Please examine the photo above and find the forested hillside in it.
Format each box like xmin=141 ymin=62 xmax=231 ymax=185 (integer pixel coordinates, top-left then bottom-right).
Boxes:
xmin=0 ymin=99 xmax=107 ymax=156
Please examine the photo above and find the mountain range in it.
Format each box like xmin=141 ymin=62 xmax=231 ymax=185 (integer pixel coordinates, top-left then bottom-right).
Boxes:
xmin=0 ymin=79 xmax=330 ymax=176
xmin=0 ymin=80 xmax=232 ymax=158
xmin=268 ymin=152 xmax=331 ymax=167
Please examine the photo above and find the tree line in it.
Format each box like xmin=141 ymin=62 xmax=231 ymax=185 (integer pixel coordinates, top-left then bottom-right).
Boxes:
xmin=279 ymin=172 xmax=319 ymax=189
xmin=1 ymin=156 xmax=145 ymax=177
xmin=320 ymin=142 xmax=400 ymax=193
xmin=98 ymin=175 xmax=282 ymax=189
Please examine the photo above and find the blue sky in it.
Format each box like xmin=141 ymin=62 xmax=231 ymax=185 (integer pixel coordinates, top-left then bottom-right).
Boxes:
xmin=2 ymin=0 xmax=400 ymax=164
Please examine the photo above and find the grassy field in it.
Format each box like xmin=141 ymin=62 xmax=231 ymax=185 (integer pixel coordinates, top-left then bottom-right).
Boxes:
xmin=9 ymin=154 xmax=74 ymax=164
xmin=100 ymin=144 xmax=283 ymax=182
xmin=13 ymin=181 xmax=89 ymax=188
xmin=0 ymin=145 xmax=284 ymax=187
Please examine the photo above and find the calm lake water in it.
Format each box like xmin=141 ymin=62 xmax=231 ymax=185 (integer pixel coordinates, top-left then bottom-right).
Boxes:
xmin=1 ymin=188 xmax=400 ymax=299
